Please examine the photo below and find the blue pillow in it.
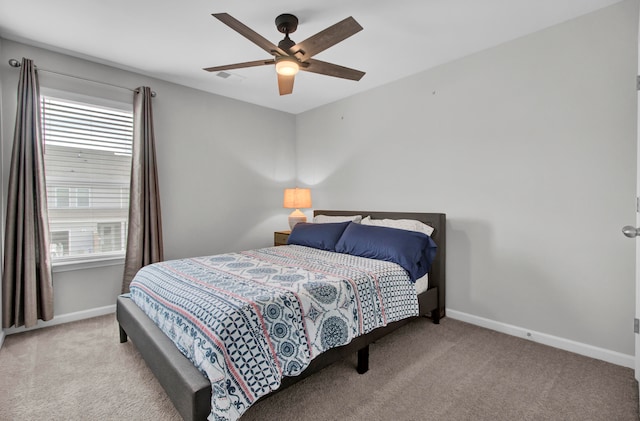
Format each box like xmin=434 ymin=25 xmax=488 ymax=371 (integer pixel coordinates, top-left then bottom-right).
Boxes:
xmin=334 ymin=222 xmax=437 ymax=282
xmin=287 ymin=221 xmax=351 ymax=251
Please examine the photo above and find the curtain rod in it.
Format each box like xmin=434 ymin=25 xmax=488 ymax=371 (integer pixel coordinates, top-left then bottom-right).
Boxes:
xmin=8 ymin=58 xmax=156 ymax=97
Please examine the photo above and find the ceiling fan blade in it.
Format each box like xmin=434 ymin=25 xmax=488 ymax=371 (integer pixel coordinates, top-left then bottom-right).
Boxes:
xmin=302 ymin=59 xmax=365 ymax=81
xmin=278 ymin=73 xmax=295 ymax=95
xmin=203 ymin=59 xmax=275 ymax=72
xmin=212 ymin=13 xmax=287 ymax=56
xmin=291 ymin=16 xmax=363 ymax=62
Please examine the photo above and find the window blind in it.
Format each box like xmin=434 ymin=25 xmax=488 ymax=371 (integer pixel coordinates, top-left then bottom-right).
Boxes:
xmin=41 ymin=96 xmax=133 ymax=263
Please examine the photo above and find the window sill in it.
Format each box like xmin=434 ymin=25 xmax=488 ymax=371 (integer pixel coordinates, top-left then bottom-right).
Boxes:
xmin=52 ymin=256 xmax=125 ymax=273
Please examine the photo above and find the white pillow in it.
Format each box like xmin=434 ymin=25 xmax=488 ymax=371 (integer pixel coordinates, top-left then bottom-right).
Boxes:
xmin=360 ymin=216 xmax=435 ymax=236
xmin=415 ymin=274 xmax=429 ymax=294
xmin=313 ymin=214 xmax=362 ymax=224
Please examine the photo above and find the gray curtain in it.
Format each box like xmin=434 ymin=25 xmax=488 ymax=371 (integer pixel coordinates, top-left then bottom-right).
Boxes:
xmin=2 ymin=58 xmax=54 ymax=328
xmin=122 ymin=87 xmax=163 ymax=293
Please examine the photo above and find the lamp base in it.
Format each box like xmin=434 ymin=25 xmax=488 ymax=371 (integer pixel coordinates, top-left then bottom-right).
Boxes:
xmin=288 ymin=209 xmax=307 ymax=230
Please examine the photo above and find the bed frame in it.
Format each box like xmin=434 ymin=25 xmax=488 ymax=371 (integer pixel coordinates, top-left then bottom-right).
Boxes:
xmin=117 ymin=210 xmax=446 ymax=421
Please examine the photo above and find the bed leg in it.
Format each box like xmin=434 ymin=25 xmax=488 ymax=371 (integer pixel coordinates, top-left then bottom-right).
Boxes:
xmin=357 ymin=345 xmax=369 ymax=374
xmin=119 ymin=325 xmax=128 ymax=343
xmin=431 ymin=309 xmax=441 ymax=325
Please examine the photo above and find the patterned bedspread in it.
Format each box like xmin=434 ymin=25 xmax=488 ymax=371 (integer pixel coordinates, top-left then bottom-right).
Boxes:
xmin=129 ymin=245 xmax=419 ymax=421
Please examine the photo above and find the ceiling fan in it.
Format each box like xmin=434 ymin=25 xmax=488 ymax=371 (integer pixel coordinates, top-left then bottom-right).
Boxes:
xmin=204 ymin=13 xmax=366 ymax=95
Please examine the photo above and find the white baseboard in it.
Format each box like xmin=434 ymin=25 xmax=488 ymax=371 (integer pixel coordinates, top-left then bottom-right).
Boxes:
xmin=1 ymin=304 xmax=633 ymax=369
xmin=2 ymin=304 xmax=116 ymax=337
xmin=447 ymin=309 xmax=635 ymax=369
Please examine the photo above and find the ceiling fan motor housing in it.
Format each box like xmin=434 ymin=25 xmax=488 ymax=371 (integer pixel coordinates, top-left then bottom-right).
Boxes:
xmin=278 ymin=37 xmax=296 ymax=51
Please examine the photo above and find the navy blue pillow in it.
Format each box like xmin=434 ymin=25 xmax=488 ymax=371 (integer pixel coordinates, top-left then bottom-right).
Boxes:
xmin=334 ymin=222 xmax=437 ymax=282
xmin=287 ymin=221 xmax=351 ymax=251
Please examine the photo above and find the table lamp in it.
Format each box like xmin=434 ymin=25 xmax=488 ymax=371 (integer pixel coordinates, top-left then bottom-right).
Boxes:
xmin=283 ymin=187 xmax=312 ymax=229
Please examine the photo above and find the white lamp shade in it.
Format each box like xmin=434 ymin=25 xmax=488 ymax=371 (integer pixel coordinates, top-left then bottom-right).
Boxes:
xmin=283 ymin=188 xmax=311 ymax=209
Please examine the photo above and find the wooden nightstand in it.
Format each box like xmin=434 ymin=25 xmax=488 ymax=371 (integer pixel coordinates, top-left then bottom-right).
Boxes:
xmin=274 ymin=230 xmax=291 ymax=246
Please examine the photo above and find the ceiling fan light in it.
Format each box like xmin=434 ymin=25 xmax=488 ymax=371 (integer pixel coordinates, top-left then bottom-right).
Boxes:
xmin=276 ymin=57 xmax=299 ymax=76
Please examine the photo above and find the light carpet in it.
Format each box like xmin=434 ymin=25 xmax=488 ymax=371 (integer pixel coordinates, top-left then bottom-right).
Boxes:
xmin=0 ymin=314 xmax=637 ymax=420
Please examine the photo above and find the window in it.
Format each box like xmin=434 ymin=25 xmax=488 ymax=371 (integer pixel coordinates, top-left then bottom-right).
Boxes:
xmin=76 ymin=187 xmax=91 ymax=207
xmin=54 ymin=187 xmax=70 ymax=208
xmin=97 ymin=222 xmax=124 ymax=252
xmin=52 ymin=187 xmax=91 ymax=208
xmin=41 ymin=96 xmax=133 ymax=264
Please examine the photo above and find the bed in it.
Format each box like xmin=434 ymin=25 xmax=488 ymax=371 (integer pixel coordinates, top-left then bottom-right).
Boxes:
xmin=117 ymin=210 xmax=446 ymax=421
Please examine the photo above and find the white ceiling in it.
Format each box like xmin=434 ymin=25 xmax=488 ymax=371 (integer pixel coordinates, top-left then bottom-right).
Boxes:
xmin=0 ymin=0 xmax=624 ymax=114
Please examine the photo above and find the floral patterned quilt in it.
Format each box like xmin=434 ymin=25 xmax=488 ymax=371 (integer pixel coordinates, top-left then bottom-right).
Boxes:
xmin=129 ymin=245 xmax=419 ymax=421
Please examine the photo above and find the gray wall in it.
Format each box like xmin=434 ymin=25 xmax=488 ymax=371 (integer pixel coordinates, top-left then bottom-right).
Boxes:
xmin=0 ymin=0 xmax=638 ymax=359
xmin=296 ymin=0 xmax=638 ymax=355
xmin=0 ymin=39 xmax=296 ymax=316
